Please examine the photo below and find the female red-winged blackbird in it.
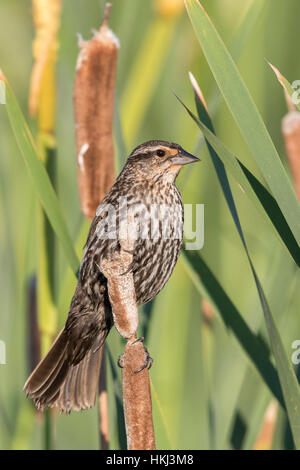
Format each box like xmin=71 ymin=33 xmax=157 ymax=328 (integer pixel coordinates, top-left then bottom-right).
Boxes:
xmin=24 ymin=140 xmax=199 ymax=412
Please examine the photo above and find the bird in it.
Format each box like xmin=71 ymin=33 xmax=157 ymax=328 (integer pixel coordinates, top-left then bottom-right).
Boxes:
xmin=24 ymin=140 xmax=199 ymax=413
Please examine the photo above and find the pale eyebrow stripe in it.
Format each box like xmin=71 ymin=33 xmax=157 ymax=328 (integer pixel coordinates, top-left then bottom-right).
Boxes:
xmin=130 ymin=145 xmax=177 ymax=157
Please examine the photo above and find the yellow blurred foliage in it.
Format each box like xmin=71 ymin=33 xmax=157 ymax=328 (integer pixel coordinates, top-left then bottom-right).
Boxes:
xmin=29 ymin=0 xmax=62 ymax=355
xmin=29 ymin=0 xmax=61 ymax=132
xmin=154 ymin=0 xmax=184 ymax=18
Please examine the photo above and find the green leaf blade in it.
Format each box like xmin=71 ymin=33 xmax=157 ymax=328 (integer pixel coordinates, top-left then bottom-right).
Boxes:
xmin=181 ymin=250 xmax=284 ymax=408
xmin=184 ymin=63 xmax=300 ymax=449
xmin=2 ymin=78 xmax=79 ymax=275
xmin=176 ymin=95 xmax=300 ymax=266
xmin=185 ymin=0 xmax=300 ymax=245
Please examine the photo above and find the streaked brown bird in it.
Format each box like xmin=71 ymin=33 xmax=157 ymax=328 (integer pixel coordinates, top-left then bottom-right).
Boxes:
xmin=24 ymin=140 xmax=199 ymax=413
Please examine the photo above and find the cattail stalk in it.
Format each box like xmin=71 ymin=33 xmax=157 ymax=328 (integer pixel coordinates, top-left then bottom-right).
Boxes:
xmin=74 ymin=3 xmax=120 ymax=448
xmin=27 ymin=276 xmax=40 ymax=373
xmin=74 ymin=3 xmax=119 ymax=221
xmin=98 ymin=346 xmax=109 ymax=450
xmin=122 ymin=341 xmax=156 ymax=450
xmin=100 ymin=215 xmax=156 ymax=450
xmin=29 ymin=0 xmax=62 ymax=450
xmin=253 ymin=401 xmax=278 ymax=450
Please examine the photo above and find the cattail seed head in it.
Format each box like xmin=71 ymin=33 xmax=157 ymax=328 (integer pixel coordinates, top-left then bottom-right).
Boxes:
xmin=74 ymin=3 xmax=119 ymax=221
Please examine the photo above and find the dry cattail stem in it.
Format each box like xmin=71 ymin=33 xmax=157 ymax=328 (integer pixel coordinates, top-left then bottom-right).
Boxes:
xmin=282 ymin=107 xmax=300 ymax=202
xmin=100 ymin=215 xmax=139 ymax=338
xmin=253 ymin=401 xmax=278 ymax=450
xmin=74 ymin=3 xmax=119 ymax=221
xmin=189 ymin=71 xmax=208 ymax=111
xmin=27 ymin=276 xmax=40 ymax=373
xmin=123 ymin=340 xmax=156 ymax=450
xmin=100 ymin=216 xmax=156 ymax=450
xmin=98 ymin=346 xmax=109 ymax=450
xmin=201 ymin=298 xmax=214 ymax=325
xmin=74 ymin=3 xmax=118 ymax=450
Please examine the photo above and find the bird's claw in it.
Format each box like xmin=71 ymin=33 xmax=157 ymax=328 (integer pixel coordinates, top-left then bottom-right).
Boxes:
xmin=117 ymin=337 xmax=153 ymax=373
xmin=122 ymin=248 xmax=134 ymax=255
xmin=117 ymin=353 xmax=124 ymax=369
xmin=120 ymin=260 xmax=134 ymax=276
xmin=131 ymin=336 xmax=144 ymax=345
xmin=132 ymin=337 xmax=153 ymax=373
xmin=134 ymin=347 xmax=153 ymax=373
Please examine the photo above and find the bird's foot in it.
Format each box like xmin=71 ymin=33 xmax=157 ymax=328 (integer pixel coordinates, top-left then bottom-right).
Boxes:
xmin=117 ymin=353 xmax=124 ymax=369
xmin=117 ymin=337 xmax=153 ymax=373
xmin=134 ymin=346 xmax=153 ymax=373
xmin=120 ymin=260 xmax=134 ymax=276
xmin=122 ymin=248 xmax=134 ymax=255
xmin=132 ymin=336 xmax=153 ymax=373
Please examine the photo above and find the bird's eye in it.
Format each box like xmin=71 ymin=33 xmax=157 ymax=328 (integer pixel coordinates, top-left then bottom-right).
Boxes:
xmin=156 ymin=149 xmax=165 ymax=157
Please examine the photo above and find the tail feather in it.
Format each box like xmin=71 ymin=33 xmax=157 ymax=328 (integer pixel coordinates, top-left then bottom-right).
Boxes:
xmin=24 ymin=328 xmax=70 ymax=410
xmin=37 ymin=361 xmax=69 ymax=408
xmin=56 ymin=339 xmax=103 ymax=413
xmin=24 ymin=328 xmax=105 ymax=413
xmin=73 ymin=361 xmax=84 ymax=410
xmin=28 ymin=352 xmax=66 ymax=398
xmin=84 ymin=345 xmax=104 ymax=405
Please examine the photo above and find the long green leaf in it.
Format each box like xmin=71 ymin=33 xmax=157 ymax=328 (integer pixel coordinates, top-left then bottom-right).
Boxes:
xmin=176 ymin=95 xmax=300 ymax=266
xmin=1 ymin=77 xmax=79 ymax=275
xmin=184 ymin=0 xmax=300 ymax=245
xmin=183 ymin=75 xmax=300 ymax=448
xmin=183 ymin=249 xmax=300 ymax=448
xmin=181 ymin=250 xmax=284 ymax=408
xmin=208 ymin=0 xmax=267 ymax=116
xmin=230 ymin=0 xmax=267 ymax=66
xmin=182 ymin=0 xmax=266 ymax=187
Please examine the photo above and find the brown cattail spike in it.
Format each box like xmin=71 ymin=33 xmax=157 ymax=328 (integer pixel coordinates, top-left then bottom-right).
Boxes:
xmin=74 ymin=3 xmax=119 ymax=221
xmin=201 ymin=298 xmax=214 ymax=325
xmin=102 ymin=3 xmax=112 ymax=26
xmin=98 ymin=346 xmax=109 ymax=450
xmin=253 ymin=401 xmax=278 ymax=450
xmin=123 ymin=340 xmax=156 ymax=450
xmin=100 ymin=214 xmax=156 ymax=450
xmin=100 ymin=215 xmax=139 ymax=339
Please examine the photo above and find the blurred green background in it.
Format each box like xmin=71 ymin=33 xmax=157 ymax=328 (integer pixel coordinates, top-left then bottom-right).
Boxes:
xmin=0 ymin=0 xmax=299 ymax=450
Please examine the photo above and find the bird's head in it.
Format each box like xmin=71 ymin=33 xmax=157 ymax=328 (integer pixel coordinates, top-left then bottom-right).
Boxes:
xmin=123 ymin=140 xmax=200 ymax=184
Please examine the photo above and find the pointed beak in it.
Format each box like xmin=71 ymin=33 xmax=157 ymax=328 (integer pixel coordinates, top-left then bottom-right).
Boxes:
xmin=171 ymin=149 xmax=200 ymax=165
